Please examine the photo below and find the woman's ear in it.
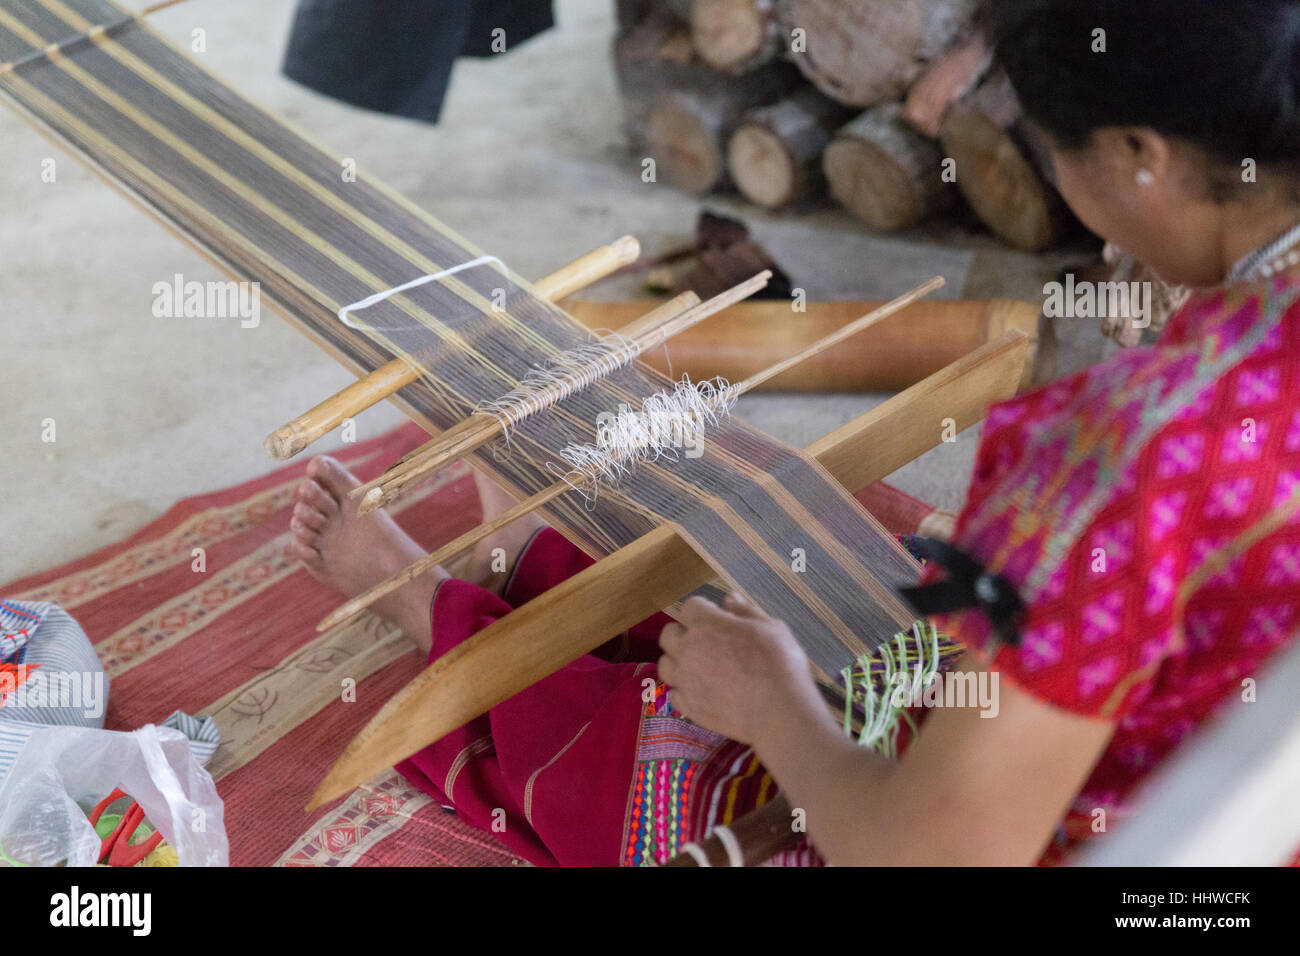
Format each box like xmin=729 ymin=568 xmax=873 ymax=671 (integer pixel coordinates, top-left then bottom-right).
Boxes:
xmin=1084 ymin=127 xmax=1173 ymax=190
xmin=1123 ymin=127 xmax=1173 ymax=189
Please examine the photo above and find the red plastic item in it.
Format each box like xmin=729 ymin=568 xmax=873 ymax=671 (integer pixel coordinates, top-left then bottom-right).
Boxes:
xmin=88 ymin=788 xmax=164 ymax=867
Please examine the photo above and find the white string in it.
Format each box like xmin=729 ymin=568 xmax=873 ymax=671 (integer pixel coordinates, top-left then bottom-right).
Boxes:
xmin=586 ymin=323 xmax=676 ymax=381
xmin=337 ymin=255 xmax=504 ymax=329
xmin=547 ymin=377 xmax=737 ymax=506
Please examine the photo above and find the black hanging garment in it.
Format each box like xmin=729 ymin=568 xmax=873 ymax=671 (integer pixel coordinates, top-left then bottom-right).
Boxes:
xmin=282 ymin=0 xmax=556 ymax=124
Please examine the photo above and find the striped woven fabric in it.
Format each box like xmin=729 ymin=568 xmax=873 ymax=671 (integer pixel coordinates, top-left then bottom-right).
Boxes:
xmin=0 ymin=0 xmax=922 ymax=681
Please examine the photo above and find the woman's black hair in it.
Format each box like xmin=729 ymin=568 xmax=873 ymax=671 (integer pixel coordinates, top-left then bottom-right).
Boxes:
xmin=986 ymin=0 xmax=1300 ymax=189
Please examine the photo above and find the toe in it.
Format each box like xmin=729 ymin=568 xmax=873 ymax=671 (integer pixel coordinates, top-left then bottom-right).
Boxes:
xmin=290 ymin=515 xmax=322 ymax=550
xmin=309 ymin=455 xmax=362 ymax=500
xmin=299 ymin=478 xmax=338 ymax=516
xmin=293 ymin=501 xmax=329 ymax=533
xmin=289 ymin=534 xmax=321 ymax=567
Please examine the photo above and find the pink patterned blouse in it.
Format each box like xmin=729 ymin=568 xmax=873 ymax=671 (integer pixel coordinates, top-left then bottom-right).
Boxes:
xmin=935 ymin=277 xmax=1300 ymax=862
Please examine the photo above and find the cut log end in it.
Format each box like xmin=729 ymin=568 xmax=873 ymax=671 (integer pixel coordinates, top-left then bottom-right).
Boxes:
xmin=823 ymin=137 xmax=921 ymax=231
xmin=939 ymin=101 xmax=1064 ymax=252
xmin=619 ymin=12 xmax=799 ymax=195
xmin=646 ymin=95 xmax=727 ymax=193
xmin=691 ymin=0 xmax=778 ymax=73
xmin=824 ymin=104 xmax=951 ymax=232
xmin=727 ymin=124 xmax=798 ymax=207
xmin=726 ymin=89 xmax=851 ymax=208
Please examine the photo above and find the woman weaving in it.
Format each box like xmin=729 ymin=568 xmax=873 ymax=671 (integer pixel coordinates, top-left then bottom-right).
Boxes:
xmin=287 ymin=0 xmax=1300 ymax=865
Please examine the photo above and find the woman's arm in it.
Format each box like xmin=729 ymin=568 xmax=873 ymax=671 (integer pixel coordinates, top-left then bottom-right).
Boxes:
xmin=659 ymin=595 xmax=1116 ymax=866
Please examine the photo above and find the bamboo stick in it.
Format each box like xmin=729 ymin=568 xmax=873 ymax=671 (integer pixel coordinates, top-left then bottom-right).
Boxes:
xmin=352 ymin=271 xmax=773 ymax=515
xmin=318 ymin=276 xmax=942 ymax=631
xmin=307 ymin=329 xmax=1031 ymax=810
xmin=263 ymin=236 xmax=642 ymax=460
xmin=140 ymin=0 xmax=192 ymax=14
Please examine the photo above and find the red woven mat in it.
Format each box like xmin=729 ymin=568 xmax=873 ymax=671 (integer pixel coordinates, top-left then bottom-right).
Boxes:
xmin=2 ymin=423 xmax=519 ymax=867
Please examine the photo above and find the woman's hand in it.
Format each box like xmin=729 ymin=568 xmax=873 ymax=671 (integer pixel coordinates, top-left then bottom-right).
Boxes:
xmin=657 ymin=593 xmax=826 ymax=744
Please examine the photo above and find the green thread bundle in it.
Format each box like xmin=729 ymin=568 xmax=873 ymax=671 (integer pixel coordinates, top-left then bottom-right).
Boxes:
xmin=841 ymin=621 xmax=964 ymax=756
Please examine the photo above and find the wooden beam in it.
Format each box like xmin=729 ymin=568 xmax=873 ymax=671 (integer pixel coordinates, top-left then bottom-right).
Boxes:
xmin=563 ymin=296 xmax=1039 ymax=393
xmin=308 ymin=329 xmax=1030 ymax=808
xmin=807 ymin=322 xmax=1030 ymax=490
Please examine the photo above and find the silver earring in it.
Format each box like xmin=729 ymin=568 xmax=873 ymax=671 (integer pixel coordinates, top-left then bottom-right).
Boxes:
xmin=1136 ymin=169 xmax=1155 ymax=187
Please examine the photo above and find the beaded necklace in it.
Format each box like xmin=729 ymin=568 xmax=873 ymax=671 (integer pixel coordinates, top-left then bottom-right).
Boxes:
xmin=1227 ymin=220 xmax=1300 ymax=282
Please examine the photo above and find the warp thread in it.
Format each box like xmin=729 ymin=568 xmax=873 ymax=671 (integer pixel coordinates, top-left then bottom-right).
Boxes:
xmin=0 ymin=12 xmax=135 ymax=77
xmin=477 ymin=331 xmax=644 ymax=435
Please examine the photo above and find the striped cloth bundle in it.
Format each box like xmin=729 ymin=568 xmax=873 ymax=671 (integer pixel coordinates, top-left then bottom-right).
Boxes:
xmin=0 ymin=598 xmax=219 ymax=787
xmin=0 ymin=599 xmax=107 ymax=728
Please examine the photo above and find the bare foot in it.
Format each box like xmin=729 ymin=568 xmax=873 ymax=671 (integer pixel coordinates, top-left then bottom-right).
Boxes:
xmin=290 ymin=456 xmax=446 ymax=652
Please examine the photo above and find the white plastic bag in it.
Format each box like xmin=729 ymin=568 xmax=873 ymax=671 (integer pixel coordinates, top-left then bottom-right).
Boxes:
xmin=0 ymin=722 xmax=227 ymax=866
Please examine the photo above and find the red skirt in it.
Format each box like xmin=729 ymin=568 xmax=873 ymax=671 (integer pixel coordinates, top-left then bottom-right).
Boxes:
xmin=394 ymin=528 xmax=804 ymax=866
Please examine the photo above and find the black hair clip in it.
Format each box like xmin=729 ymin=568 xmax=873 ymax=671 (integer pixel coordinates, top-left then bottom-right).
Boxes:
xmin=897 ymin=538 xmax=1026 ymax=646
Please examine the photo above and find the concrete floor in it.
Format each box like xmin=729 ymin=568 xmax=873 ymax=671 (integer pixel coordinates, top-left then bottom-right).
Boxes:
xmin=0 ymin=0 xmax=1100 ymax=584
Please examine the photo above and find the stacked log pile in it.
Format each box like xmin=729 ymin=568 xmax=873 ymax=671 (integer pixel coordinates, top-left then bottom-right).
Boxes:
xmin=614 ymin=0 xmax=1072 ymax=252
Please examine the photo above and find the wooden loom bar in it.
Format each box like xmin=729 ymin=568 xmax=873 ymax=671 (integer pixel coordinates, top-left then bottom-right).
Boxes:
xmin=263 ymin=236 xmax=643 ymax=460
xmin=321 ymin=276 xmax=943 ymax=630
xmin=352 ymin=271 xmax=775 ymax=514
xmin=564 ymin=298 xmax=1040 ymax=393
xmin=309 ymin=328 xmax=1031 ymax=809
